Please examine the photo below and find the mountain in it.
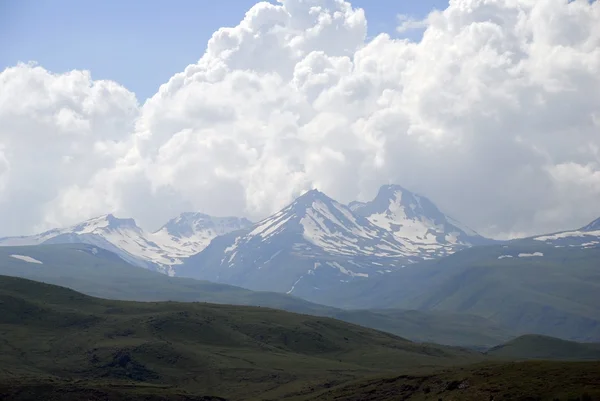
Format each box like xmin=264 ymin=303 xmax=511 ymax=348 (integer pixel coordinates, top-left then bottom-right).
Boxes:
xmin=0 ymin=212 xmax=251 ymax=275
xmin=178 ymin=186 xmax=489 ymax=299
xmin=308 ymin=241 xmax=600 ymax=343
xmin=178 ymin=189 xmax=419 ymax=297
xmin=0 ymin=214 xmax=170 ymax=271
xmin=351 ymin=184 xmax=490 ymax=258
xmin=0 ymin=243 xmax=514 ymax=348
xmin=150 ymin=212 xmax=252 ymax=260
xmin=533 ymin=216 xmax=600 ymax=249
xmin=0 ymin=275 xmax=483 ymax=400
xmin=0 ymin=185 xmax=485 ymax=286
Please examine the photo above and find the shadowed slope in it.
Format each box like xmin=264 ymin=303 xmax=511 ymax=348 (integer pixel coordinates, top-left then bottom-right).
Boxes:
xmin=0 ymin=275 xmax=482 ymax=400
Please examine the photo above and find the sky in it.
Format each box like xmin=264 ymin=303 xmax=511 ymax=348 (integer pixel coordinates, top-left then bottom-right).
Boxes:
xmin=1 ymin=0 xmax=449 ymax=100
xmin=1 ymin=0 xmax=600 ymax=239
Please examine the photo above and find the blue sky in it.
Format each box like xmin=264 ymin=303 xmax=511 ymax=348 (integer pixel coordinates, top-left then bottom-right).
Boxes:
xmin=1 ymin=0 xmax=449 ymax=101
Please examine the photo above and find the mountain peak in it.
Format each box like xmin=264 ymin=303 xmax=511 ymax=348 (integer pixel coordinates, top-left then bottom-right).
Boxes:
xmin=300 ymin=188 xmax=327 ymax=199
xmin=378 ymin=184 xmax=410 ymax=196
xmin=71 ymin=214 xmax=139 ymax=234
xmin=289 ymin=188 xmax=335 ymax=211
xmin=357 ymin=184 xmax=432 ymax=218
xmin=351 ymin=184 xmax=485 ymax=250
xmin=158 ymin=212 xmax=252 ymax=237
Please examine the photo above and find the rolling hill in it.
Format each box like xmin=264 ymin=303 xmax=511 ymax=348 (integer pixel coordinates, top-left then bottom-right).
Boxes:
xmin=2 ymin=276 xmax=599 ymax=401
xmin=309 ymin=361 xmax=600 ymax=401
xmin=0 ymin=243 xmax=512 ymax=348
xmin=309 ymin=242 xmax=600 ymax=343
xmin=0 ymin=275 xmax=482 ymax=400
xmin=487 ymin=335 xmax=600 ymax=361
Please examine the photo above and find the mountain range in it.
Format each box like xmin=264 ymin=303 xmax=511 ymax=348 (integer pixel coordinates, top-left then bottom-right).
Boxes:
xmin=178 ymin=186 xmax=488 ymax=297
xmin=0 ymin=184 xmax=489 ymax=293
xmin=0 ymin=212 xmax=251 ymax=275
xmin=2 ymin=183 xmax=600 ymax=308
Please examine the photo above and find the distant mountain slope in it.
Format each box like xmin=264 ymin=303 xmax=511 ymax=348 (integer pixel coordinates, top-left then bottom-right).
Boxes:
xmin=487 ymin=335 xmax=600 ymax=360
xmin=0 ymin=244 xmax=513 ymax=348
xmin=0 ymin=275 xmax=482 ymax=400
xmin=179 ymin=186 xmax=487 ymax=299
xmin=533 ymin=216 xmax=600 ymax=249
xmin=309 ymin=242 xmax=600 ymax=343
xmin=0 ymin=213 xmax=251 ymax=274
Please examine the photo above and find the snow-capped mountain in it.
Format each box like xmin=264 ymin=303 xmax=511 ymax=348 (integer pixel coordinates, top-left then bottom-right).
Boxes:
xmin=351 ymin=185 xmax=488 ymax=258
xmin=178 ymin=187 xmax=487 ymax=299
xmin=0 ymin=184 xmax=491 ymax=294
xmin=0 ymin=214 xmax=171 ymax=272
xmin=0 ymin=212 xmax=252 ymax=275
xmin=152 ymin=213 xmax=252 ymax=258
xmin=533 ymin=216 xmax=600 ymax=249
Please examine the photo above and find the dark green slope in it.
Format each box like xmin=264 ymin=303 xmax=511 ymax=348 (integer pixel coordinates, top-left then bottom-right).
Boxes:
xmin=333 ymin=309 xmax=512 ymax=351
xmin=313 ymin=243 xmax=600 ymax=342
xmin=308 ymin=361 xmax=600 ymax=401
xmin=487 ymin=334 xmax=600 ymax=361
xmin=0 ymin=243 xmax=513 ymax=348
xmin=0 ymin=275 xmax=482 ymax=400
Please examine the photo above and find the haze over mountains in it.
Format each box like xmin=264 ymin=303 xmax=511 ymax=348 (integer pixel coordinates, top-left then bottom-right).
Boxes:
xmin=179 ymin=185 xmax=490 ymax=297
xmin=2 ymin=183 xmax=600 ymax=301
xmin=1 ymin=184 xmax=600 ymax=351
xmin=0 ymin=185 xmax=488 ymax=276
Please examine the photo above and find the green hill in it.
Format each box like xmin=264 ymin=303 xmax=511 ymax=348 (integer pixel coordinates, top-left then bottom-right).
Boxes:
xmin=309 ymin=361 xmax=600 ymax=401
xmin=0 ymin=275 xmax=482 ymax=400
xmin=487 ymin=335 xmax=600 ymax=361
xmin=314 ymin=243 xmax=600 ymax=342
xmin=0 ymin=244 xmax=513 ymax=348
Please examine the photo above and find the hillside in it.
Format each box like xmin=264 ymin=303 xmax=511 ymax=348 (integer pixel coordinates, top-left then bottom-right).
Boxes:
xmin=311 ymin=243 xmax=600 ymax=343
xmin=0 ymin=275 xmax=482 ymax=400
xmin=487 ymin=335 xmax=600 ymax=361
xmin=308 ymin=361 xmax=600 ymax=401
xmin=0 ymin=243 xmax=513 ymax=348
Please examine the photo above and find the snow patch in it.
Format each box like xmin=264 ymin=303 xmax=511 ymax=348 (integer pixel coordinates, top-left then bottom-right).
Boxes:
xmin=287 ymin=276 xmax=304 ymax=294
xmin=518 ymin=252 xmax=544 ymax=258
xmin=535 ymin=230 xmax=600 ymax=241
xmin=10 ymin=254 xmax=43 ymax=264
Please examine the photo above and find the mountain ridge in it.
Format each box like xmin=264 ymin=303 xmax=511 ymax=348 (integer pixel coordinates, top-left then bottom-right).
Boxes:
xmin=0 ymin=212 xmax=252 ymax=274
xmin=178 ymin=186 xmax=493 ymax=298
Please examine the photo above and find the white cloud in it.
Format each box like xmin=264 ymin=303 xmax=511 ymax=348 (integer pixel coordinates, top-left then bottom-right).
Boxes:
xmin=1 ymin=0 xmax=600 ymax=239
xmin=396 ymin=14 xmax=428 ymax=34
xmin=0 ymin=63 xmax=138 ymax=234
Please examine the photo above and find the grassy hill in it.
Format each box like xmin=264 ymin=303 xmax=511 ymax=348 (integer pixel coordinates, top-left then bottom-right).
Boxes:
xmin=0 ymin=244 xmax=513 ymax=348
xmin=308 ymin=361 xmax=600 ymax=401
xmin=0 ymin=275 xmax=482 ymax=400
xmin=313 ymin=243 xmax=600 ymax=342
xmin=487 ymin=335 xmax=600 ymax=361
xmin=2 ymin=276 xmax=600 ymax=400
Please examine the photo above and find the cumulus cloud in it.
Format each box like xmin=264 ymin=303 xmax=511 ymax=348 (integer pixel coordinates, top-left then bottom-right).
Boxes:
xmin=0 ymin=63 xmax=138 ymax=233
xmin=1 ymin=0 xmax=600 ymax=239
